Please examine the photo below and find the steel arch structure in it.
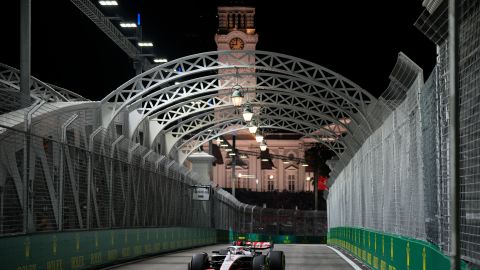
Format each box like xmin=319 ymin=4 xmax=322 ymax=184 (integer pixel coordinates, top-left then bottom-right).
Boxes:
xmin=160 ymin=105 xmax=344 ymax=139
xmin=126 ymin=72 xmax=363 ymax=135
xmin=166 ymin=109 xmax=346 ymax=150
xmin=102 ymin=51 xmax=376 ymax=131
xmin=172 ymin=118 xmax=348 ymax=164
xmin=149 ymin=103 xmax=352 ymax=159
xmin=136 ymin=90 xmax=354 ymax=142
xmin=0 ymin=63 xmax=89 ymax=102
xmin=120 ymin=71 xmax=372 ymax=161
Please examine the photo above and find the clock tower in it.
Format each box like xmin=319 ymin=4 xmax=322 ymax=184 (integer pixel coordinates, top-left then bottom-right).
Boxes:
xmin=215 ymin=6 xmax=258 ymax=51
xmin=211 ymin=4 xmax=309 ymax=194
xmin=215 ymin=5 xmax=258 ymax=103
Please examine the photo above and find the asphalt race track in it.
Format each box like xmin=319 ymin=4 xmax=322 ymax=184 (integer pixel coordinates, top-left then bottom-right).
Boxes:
xmin=111 ymin=244 xmax=358 ymax=270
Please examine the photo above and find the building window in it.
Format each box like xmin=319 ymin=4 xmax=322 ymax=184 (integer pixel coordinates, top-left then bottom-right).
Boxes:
xmin=288 ymin=175 xmax=296 ymax=191
xmin=267 ymin=180 xmax=274 ymax=191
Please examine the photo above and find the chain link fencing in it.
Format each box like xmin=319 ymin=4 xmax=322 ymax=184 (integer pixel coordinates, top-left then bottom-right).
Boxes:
xmin=0 ymin=121 xmax=326 ymax=237
xmin=328 ymin=1 xmax=480 ymax=267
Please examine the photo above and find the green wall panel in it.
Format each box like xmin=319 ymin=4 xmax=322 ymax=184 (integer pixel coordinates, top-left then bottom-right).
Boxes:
xmin=229 ymin=231 xmax=326 ymax=244
xmin=328 ymin=227 xmax=477 ymax=270
xmin=0 ymin=227 xmax=216 ymax=270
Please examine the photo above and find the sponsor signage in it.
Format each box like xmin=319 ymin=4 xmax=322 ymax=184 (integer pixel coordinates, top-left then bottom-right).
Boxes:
xmin=192 ymin=187 xmax=210 ymax=201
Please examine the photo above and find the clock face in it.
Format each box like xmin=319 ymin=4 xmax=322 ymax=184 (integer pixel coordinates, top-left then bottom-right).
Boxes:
xmin=229 ymin=37 xmax=245 ymax=50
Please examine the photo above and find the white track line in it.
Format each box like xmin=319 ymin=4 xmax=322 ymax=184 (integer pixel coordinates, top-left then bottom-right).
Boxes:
xmin=326 ymin=245 xmax=363 ymax=270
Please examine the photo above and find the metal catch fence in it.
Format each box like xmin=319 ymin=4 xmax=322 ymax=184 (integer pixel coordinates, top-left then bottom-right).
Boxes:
xmin=0 ymin=123 xmax=326 ymax=237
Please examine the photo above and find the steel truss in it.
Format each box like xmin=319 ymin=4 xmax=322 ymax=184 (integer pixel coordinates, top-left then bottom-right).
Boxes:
xmin=173 ymin=118 xmax=348 ymax=164
xmin=130 ymin=72 xmax=360 ymax=120
xmin=126 ymin=72 xmax=364 ymax=133
xmin=0 ymin=63 xmax=89 ymax=102
xmin=102 ymin=51 xmax=376 ymax=134
xmin=121 ymin=69 xmax=373 ymax=160
xmin=159 ymin=105 xmax=349 ymax=158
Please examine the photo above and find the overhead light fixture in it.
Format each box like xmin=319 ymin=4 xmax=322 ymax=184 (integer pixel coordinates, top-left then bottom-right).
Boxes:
xmin=282 ymin=160 xmax=290 ymax=164
xmin=220 ymin=143 xmax=228 ymax=147
xmin=216 ymin=138 xmax=222 ymax=145
xmin=230 ymin=67 xmax=244 ymax=107
xmin=242 ymin=104 xmax=254 ymax=122
xmin=229 ymin=152 xmax=236 ymax=156
xmin=154 ymin=58 xmax=168 ymax=63
xmin=225 ymin=148 xmax=232 ymax=152
xmin=248 ymin=119 xmax=258 ymax=134
xmin=240 ymin=154 xmax=248 ymax=159
xmin=238 ymin=174 xmax=256 ymax=178
xmin=261 ymin=158 xmax=269 ymax=161
xmin=301 ymin=163 xmax=309 ymax=167
xmin=256 ymin=179 xmax=259 ymax=184
xmin=138 ymin=42 xmax=153 ymax=47
xmin=269 ymin=175 xmax=274 ymax=180
xmin=231 ymin=85 xmax=244 ymax=107
xmin=259 ymin=140 xmax=267 ymax=151
xmin=99 ymin=1 xmax=118 ymax=6
xmin=120 ymin=22 xmax=136 ymax=28
xmin=255 ymin=132 xmax=264 ymax=143
xmin=306 ymin=176 xmax=311 ymax=181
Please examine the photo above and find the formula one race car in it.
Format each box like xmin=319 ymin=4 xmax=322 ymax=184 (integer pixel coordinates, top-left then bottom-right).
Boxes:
xmin=188 ymin=244 xmax=285 ymax=270
xmin=232 ymin=240 xmax=274 ymax=251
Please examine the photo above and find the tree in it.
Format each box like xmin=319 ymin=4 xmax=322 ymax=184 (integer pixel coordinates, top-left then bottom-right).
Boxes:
xmin=304 ymin=144 xmax=335 ymax=210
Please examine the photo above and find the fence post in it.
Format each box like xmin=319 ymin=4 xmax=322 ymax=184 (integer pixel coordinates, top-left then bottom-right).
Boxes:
xmin=109 ymin=135 xmax=124 ymax=228
xmin=23 ymin=100 xmax=44 ymax=233
xmin=87 ymin=127 xmax=103 ymax=230
xmin=59 ymin=114 xmax=78 ymax=231
xmin=251 ymin=206 xmax=256 ymax=233
xmin=448 ymin=0 xmax=460 ymax=269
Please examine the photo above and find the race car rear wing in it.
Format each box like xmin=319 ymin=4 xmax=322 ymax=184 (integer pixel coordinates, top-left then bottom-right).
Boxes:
xmin=246 ymin=241 xmax=273 ymax=250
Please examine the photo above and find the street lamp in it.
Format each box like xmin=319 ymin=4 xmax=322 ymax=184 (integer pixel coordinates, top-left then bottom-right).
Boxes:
xmin=255 ymin=132 xmax=263 ymax=143
xmin=248 ymin=119 xmax=258 ymax=134
xmin=231 ymin=85 xmax=244 ymax=107
xmin=230 ymin=67 xmax=244 ymax=107
xmin=242 ymin=104 xmax=254 ymax=122
xmin=259 ymin=140 xmax=268 ymax=151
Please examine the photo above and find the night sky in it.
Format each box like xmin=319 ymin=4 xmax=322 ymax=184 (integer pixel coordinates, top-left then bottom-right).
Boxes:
xmin=1 ymin=0 xmax=436 ymax=100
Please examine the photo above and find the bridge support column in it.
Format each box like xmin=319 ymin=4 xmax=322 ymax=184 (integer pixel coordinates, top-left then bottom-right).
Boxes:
xmin=187 ymin=152 xmax=215 ymax=185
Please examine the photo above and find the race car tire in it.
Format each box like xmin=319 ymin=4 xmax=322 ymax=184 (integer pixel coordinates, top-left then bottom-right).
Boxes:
xmin=190 ymin=253 xmax=209 ymax=270
xmin=252 ymin=255 xmax=267 ymax=270
xmin=268 ymin=251 xmax=285 ymax=270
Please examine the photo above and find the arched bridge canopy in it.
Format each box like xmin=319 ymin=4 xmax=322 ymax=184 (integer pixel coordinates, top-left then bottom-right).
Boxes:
xmin=125 ymin=73 xmax=366 ymax=156
xmin=0 ymin=63 xmax=89 ymax=102
xmin=101 ymin=50 xmax=377 ymax=161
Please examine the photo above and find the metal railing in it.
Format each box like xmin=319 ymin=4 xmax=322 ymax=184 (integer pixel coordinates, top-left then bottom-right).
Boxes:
xmin=0 ymin=122 xmax=326 ymax=237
